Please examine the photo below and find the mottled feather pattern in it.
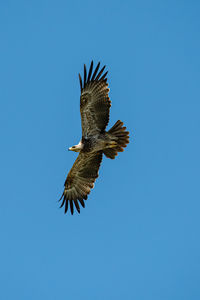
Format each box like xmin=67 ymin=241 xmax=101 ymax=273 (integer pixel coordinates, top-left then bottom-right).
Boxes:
xmin=59 ymin=151 xmax=103 ymax=214
xmin=79 ymin=61 xmax=111 ymax=137
xmin=103 ymin=120 xmax=129 ymax=159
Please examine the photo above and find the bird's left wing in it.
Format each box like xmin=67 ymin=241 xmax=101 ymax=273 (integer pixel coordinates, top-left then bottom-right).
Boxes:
xmin=59 ymin=151 xmax=103 ymax=214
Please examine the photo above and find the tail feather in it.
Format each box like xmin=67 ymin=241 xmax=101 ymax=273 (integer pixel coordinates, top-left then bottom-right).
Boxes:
xmin=103 ymin=120 xmax=129 ymax=159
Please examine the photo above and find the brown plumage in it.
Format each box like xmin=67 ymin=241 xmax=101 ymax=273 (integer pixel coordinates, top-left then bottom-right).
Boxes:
xmin=59 ymin=61 xmax=129 ymax=214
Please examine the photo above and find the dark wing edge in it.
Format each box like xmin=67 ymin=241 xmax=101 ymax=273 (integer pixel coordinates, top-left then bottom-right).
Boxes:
xmin=59 ymin=152 xmax=103 ymax=215
xmin=79 ymin=61 xmax=108 ymax=92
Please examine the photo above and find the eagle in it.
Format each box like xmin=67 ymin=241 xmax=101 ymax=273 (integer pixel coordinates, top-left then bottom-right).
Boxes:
xmin=59 ymin=61 xmax=129 ymax=214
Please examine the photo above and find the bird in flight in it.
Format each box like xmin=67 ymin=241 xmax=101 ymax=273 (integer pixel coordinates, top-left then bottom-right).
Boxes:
xmin=59 ymin=61 xmax=129 ymax=214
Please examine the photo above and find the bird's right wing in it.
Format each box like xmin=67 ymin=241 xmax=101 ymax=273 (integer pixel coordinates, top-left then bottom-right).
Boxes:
xmin=79 ymin=61 xmax=111 ymax=137
xmin=59 ymin=151 xmax=103 ymax=214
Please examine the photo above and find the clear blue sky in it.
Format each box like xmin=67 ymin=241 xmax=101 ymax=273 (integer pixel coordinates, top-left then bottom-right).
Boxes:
xmin=1 ymin=1 xmax=200 ymax=299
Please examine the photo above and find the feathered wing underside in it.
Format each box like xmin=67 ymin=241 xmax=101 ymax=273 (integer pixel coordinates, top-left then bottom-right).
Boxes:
xmin=59 ymin=152 xmax=103 ymax=214
xmin=79 ymin=61 xmax=111 ymax=137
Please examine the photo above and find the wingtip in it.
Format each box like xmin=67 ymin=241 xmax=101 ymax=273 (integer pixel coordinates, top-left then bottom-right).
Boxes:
xmin=101 ymin=70 xmax=108 ymax=81
xmin=96 ymin=61 xmax=101 ymax=71
xmin=95 ymin=65 xmax=106 ymax=81
xmin=87 ymin=61 xmax=94 ymax=83
xmin=64 ymin=199 xmax=68 ymax=213
xmin=84 ymin=64 xmax=87 ymax=75
xmin=79 ymin=73 xmax=82 ymax=91
xmin=70 ymin=200 xmax=74 ymax=215
xmin=84 ymin=64 xmax=87 ymax=88
xmin=58 ymin=192 xmax=64 ymax=202
xmin=91 ymin=61 xmax=101 ymax=81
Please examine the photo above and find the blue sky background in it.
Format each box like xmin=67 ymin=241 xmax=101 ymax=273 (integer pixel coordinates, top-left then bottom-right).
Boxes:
xmin=1 ymin=1 xmax=200 ymax=299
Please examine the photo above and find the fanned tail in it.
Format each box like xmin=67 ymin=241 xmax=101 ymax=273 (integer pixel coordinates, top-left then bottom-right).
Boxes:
xmin=103 ymin=120 xmax=129 ymax=159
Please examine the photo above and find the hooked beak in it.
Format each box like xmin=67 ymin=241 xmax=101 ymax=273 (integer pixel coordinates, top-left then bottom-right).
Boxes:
xmin=68 ymin=146 xmax=80 ymax=152
xmin=68 ymin=142 xmax=82 ymax=152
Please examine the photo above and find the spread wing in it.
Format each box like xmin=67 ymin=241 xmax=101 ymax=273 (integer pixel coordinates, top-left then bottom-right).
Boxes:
xmin=79 ymin=61 xmax=111 ymax=137
xmin=59 ymin=151 xmax=103 ymax=214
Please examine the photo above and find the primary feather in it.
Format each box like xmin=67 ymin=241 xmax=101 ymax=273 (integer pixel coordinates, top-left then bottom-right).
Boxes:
xmin=79 ymin=61 xmax=111 ymax=137
xmin=59 ymin=152 xmax=102 ymax=215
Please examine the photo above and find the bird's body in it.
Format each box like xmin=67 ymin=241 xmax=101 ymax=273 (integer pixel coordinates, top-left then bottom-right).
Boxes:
xmin=70 ymin=133 xmax=118 ymax=153
xmin=59 ymin=61 xmax=129 ymax=214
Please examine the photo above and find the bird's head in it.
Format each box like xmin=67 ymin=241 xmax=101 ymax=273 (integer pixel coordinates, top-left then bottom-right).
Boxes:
xmin=68 ymin=141 xmax=83 ymax=152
